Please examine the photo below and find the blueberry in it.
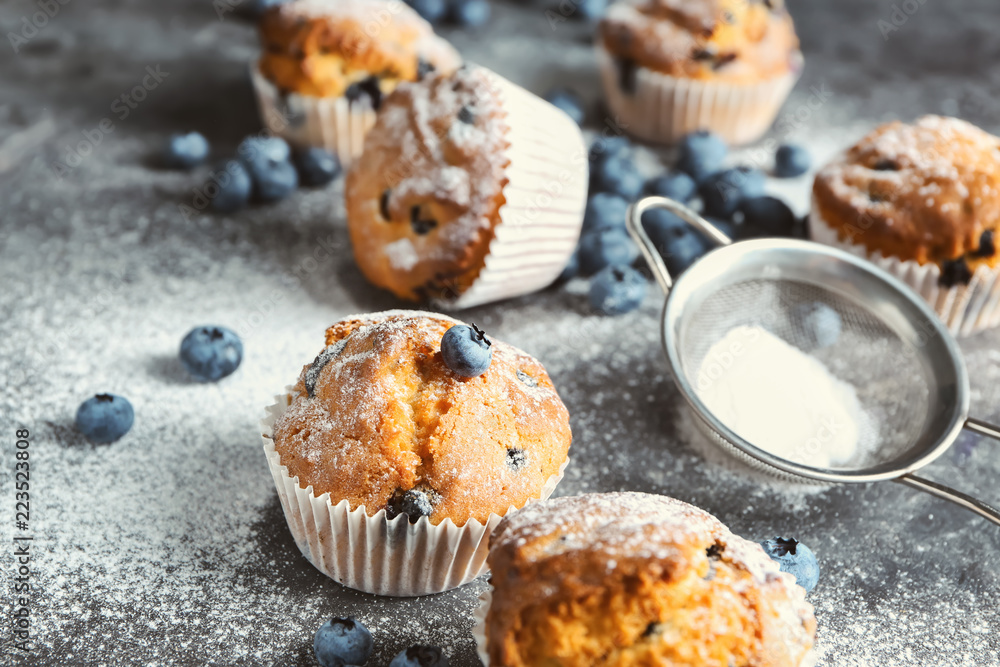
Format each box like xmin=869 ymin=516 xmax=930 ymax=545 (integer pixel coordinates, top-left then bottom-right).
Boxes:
xmin=760 ymin=537 xmax=820 ymax=593
xmin=774 ymin=143 xmax=811 ymax=178
xmin=293 ymin=147 xmax=342 ymax=187
xmin=440 ymin=324 xmax=492 ymax=377
xmin=237 ymin=0 xmax=288 ymax=18
xmin=571 ymin=0 xmax=606 ymax=21
xmin=588 ymin=135 xmax=631 ymax=167
xmin=543 ymin=87 xmax=585 ymax=126
xmin=237 ymin=136 xmax=298 ymax=202
xmin=449 ymin=0 xmax=491 ymax=27
xmin=706 ymin=216 xmax=736 ymax=241
xmin=179 ymin=326 xmax=243 ymax=382
xmin=345 ymin=76 xmax=384 ymax=110
xmin=583 ymin=193 xmax=629 ymax=233
xmin=557 ymin=250 xmax=579 ymax=282
xmin=75 ymin=394 xmax=134 ymax=444
xmin=795 ymin=302 xmax=842 ymax=350
xmin=660 ymin=229 xmax=708 ymax=277
xmin=677 ymin=131 xmax=728 ymax=183
xmin=641 ymin=208 xmax=686 ymax=253
xmin=591 ymin=155 xmax=643 ymax=200
xmin=386 ymin=488 xmax=436 ymax=522
xmin=163 ymin=132 xmax=209 ymax=169
xmin=738 ymin=196 xmax=797 ymax=238
xmin=406 ymin=0 xmax=447 ymax=24
xmin=578 ymin=228 xmax=638 ymax=276
xmin=237 ymin=136 xmax=290 ymax=165
xmin=589 ymin=264 xmax=647 ymax=315
xmin=699 ymin=166 xmax=766 ymax=218
xmin=208 ymin=159 xmax=252 ymax=213
xmin=313 ymin=617 xmax=373 ymax=667
xmin=389 ymin=645 xmax=450 ymax=667
xmin=643 ymin=171 xmax=697 ymax=203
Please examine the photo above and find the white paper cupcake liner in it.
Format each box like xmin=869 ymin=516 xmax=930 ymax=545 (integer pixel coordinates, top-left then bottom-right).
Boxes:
xmin=439 ymin=68 xmax=588 ymax=310
xmin=260 ymin=388 xmax=568 ymax=597
xmin=250 ymin=64 xmax=377 ymax=167
xmin=809 ymin=203 xmax=1000 ymax=337
xmin=596 ymin=44 xmax=802 ymax=146
xmin=472 ymin=586 xmax=492 ymax=666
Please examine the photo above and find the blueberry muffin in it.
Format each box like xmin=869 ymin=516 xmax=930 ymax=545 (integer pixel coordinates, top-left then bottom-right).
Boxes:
xmin=345 ymin=65 xmax=588 ymax=308
xmin=482 ymin=492 xmax=816 ymax=667
xmin=269 ymin=310 xmax=572 ymax=526
xmin=597 ymin=0 xmax=802 ymax=144
xmin=811 ymin=115 xmax=1000 ymax=335
xmin=252 ymin=0 xmax=461 ymax=163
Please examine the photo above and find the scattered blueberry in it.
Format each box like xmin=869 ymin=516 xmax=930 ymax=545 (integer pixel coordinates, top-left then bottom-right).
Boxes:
xmin=643 ymin=171 xmax=697 ymax=203
xmin=237 ymin=0 xmax=288 ymax=18
xmin=406 ymin=0 xmax=447 ymax=24
xmin=293 ymin=147 xmax=342 ymax=187
xmin=588 ymin=135 xmax=631 ymax=167
xmin=706 ymin=216 xmax=736 ymax=241
xmin=389 ymin=645 xmax=450 ymax=667
xmin=589 ymin=264 xmax=647 ymax=315
xmin=795 ymin=302 xmax=843 ymax=350
xmin=578 ymin=228 xmax=638 ymax=276
xmin=558 ymin=250 xmax=579 ymax=282
xmin=314 ymin=617 xmax=374 ymax=667
xmin=677 ymin=131 xmax=728 ymax=183
xmin=441 ymin=324 xmax=492 ymax=377
xmin=583 ymin=193 xmax=629 ymax=233
xmin=179 ymin=326 xmax=244 ymax=382
xmin=660 ymin=229 xmax=709 ymax=277
xmin=774 ymin=143 xmax=812 ymax=178
xmin=449 ymin=0 xmax=491 ymax=27
xmin=75 ymin=394 xmax=134 ymax=444
xmin=571 ymin=0 xmax=607 ymax=21
xmin=760 ymin=537 xmax=820 ymax=593
xmin=543 ymin=87 xmax=585 ymax=126
xmin=699 ymin=166 xmax=766 ymax=218
xmin=738 ymin=196 xmax=797 ymax=238
xmin=163 ymin=132 xmax=209 ymax=169
xmin=642 ymin=208 xmax=686 ymax=252
xmin=591 ymin=155 xmax=643 ymax=200
xmin=208 ymin=159 xmax=253 ymax=213
xmin=237 ymin=136 xmax=290 ymax=165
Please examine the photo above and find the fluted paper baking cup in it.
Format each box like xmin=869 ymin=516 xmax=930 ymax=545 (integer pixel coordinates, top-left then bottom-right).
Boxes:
xmin=596 ymin=44 xmax=801 ymax=146
xmin=809 ymin=203 xmax=1000 ymax=337
xmin=260 ymin=388 xmax=568 ymax=597
xmin=472 ymin=586 xmax=492 ymax=666
xmin=250 ymin=64 xmax=376 ymax=167
xmin=440 ymin=68 xmax=588 ymax=310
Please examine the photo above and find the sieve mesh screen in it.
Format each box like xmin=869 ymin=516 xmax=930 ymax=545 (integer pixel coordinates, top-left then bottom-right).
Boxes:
xmin=677 ymin=278 xmax=932 ymax=472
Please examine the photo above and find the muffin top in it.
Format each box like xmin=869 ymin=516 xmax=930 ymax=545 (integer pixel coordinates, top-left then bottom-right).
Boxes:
xmin=270 ymin=311 xmax=571 ymax=527
xmin=258 ymin=0 xmax=461 ymax=98
xmin=813 ymin=115 xmax=1000 ymax=272
xmin=599 ymin=0 xmax=800 ymax=82
xmin=346 ymin=66 xmax=511 ymax=302
xmin=487 ymin=492 xmax=816 ymax=667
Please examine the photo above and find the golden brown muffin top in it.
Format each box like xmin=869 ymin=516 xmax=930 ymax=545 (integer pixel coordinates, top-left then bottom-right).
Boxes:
xmin=258 ymin=0 xmax=461 ymax=97
xmin=599 ymin=0 xmax=800 ymax=82
xmin=813 ymin=116 xmax=1000 ymax=274
xmin=346 ymin=66 xmax=511 ymax=302
xmin=487 ymin=492 xmax=816 ymax=667
xmin=270 ymin=310 xmax=571 ymax=527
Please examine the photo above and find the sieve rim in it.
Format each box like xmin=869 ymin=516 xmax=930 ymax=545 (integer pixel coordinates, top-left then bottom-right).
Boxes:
xmin=659 ymin=238 xmax=971 ymax=485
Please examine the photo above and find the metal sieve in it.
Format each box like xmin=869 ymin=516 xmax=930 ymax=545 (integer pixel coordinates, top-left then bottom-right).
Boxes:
xmin=627 ymin=196 xmax=1000 ymax=525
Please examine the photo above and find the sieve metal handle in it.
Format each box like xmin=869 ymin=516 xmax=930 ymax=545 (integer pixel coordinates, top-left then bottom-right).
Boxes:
xmin=626 ymin=197 xmax=733 ymax=295
xmin=964 ymin=416 xmax=1000 ymax=441
xmin=895 ymin=474 xmax=1000 ymax=526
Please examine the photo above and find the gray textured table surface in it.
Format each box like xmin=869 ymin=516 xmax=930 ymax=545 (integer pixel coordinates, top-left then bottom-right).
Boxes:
xmin=2 ymin=0 xmax=999 ymax=665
